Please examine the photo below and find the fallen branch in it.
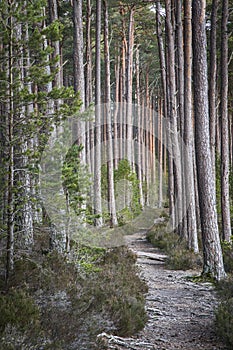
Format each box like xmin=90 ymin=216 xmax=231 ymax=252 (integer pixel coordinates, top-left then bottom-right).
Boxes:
xmin=96 ymin=332 xmax=155 ymax=349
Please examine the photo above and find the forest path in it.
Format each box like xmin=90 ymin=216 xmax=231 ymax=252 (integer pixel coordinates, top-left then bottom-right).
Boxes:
xmin=98 ymin=230 xmax=227 ymax=350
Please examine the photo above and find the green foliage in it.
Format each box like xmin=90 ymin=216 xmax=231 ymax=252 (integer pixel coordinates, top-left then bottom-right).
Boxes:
xmin=0 ymin=0 xmax=80 ymax=135
xmin=215 ymin=298 xmax=233 ymax=349
xmin=0 ymin=289 xmax=40 ymax=333
xmin=62 ymin=144 xmax=91 ymax=217
xmin=42 ymin=20 xmax=64 ymax=41
xmin=101 ymin=160 xmax=142 ymax=226
xmin=215 ymin=278 xmax=233 ymax=349
xmin=72 ymin=245 xmax=106 ymax=274
xmin=0 ymin=0 xmax=83 ymax=242
xmin=222 ymin=239 xmax=233 ymax=273
xmin=114 ymin=159 xmax=131 ymax=181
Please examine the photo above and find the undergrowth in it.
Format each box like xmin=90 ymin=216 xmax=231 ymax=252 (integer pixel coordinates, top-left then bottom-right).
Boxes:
xmin=146 ymin=220 xmax=202 ymax=270
xmin=215 ymin=240 xmax=233 ymax=349
xmin=0 ymin=227 xmax=148 ymax=349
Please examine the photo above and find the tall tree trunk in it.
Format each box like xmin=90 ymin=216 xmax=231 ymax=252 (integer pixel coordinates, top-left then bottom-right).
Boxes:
xmin=48 ymin=0 xmax=62 ymax=88
xmin=135 ymin=45 xmax=144 ymax=208
xmin=165 ymin=0 xmax=183 ymax=234
xmin=175 ymin=0 xmax=187 ymax=240
xmin=145 ymin=68 xmax=150 ymax=206
xmin=156 ymin=2 xmax=167 ymax=122
xmin=103 ymin=0 xmax=118 ymax=227
xmin=209 ymin=0 xmax=219 ymax=172
xmin=183 ymin=0 xmax=198 ymax=252
xmin=119 ymin=5 xmax=127 ymax=159
xmin=220 ymin=0 xmax=231 ymax=242
xmin=158 ymin=97 xmax=164 ymax=208
xmin=192 ymin=0 xmax=226 ymax=280
xmin=73 ymin=0 xmax=86 ymax=154
xmin=113 ymin=50 xmax=120 ymax=169
xmin=156 ymin=2 xmax=167 ymax=211
xmin=85 ymin=0 xmax=92 ymax=107
xmin=6 ymin=4 xmax=14 ymax=280
xmin=126 ymin=5 xmax=135 ymax=166
xmin=73 ymin=0 xmax=86 ymax=237
xmin=94 ymin=0 xmax=103 ymax=226
xmin=85 ymin=0 xmax=93 ymax=172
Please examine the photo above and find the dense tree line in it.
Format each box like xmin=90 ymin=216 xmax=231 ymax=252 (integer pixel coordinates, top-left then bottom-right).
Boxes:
xmin=0 ymin=0 xmax=233 ymax=283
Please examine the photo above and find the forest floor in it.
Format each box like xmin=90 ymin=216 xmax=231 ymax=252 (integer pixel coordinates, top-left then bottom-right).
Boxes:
xmin=97 ymin=230 xmax=227 ymax=350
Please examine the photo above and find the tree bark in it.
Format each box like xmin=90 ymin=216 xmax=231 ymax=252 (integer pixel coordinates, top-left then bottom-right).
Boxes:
xmin=73 ymin=0 xmax=86 ymax=155
xmin=192 ymin=0 xmax=226 ymax=280
xmin=126 ymin=5 xmax=135 ymax=166
xmin=183 ymin=0 xmax=198 ymax=252
xmin=165 ymin=0 xmax=183 ymax=234
xmin=135 ymin=45 xmax=144 ymax=208
xmin=209 ymin=0 xmax=219 ymax=172
xmin=103 ymin=0 xmax=118 ymax=226
xmin=94 ymin=0 xmax=103 ymax=226
xmin=220 ymin=0 xmax=231 ymax=242
xmin=6 ymin=3 xmax=14 ymax=280
xmin=85 ymin=0 xmax=92 ymax=108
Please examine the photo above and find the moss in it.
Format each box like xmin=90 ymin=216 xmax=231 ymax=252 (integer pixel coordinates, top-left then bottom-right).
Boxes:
xmin=185 ymin=274 xmax=215 ymax=284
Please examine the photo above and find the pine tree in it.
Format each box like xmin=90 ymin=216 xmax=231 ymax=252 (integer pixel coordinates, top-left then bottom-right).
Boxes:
xmin=192 ymin=0 xmax=226 ymax=280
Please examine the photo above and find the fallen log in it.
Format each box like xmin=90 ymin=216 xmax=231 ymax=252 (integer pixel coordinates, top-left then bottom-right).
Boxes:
xmin=136 ymin=251 xmax=167 ymax=262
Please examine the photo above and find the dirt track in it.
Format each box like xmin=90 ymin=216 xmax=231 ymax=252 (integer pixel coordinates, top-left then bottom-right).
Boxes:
xmin=97 ymin=231 xmax=227 ymax=350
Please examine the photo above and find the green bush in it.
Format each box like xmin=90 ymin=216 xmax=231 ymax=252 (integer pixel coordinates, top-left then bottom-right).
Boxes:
xmin=166 ymin=247 xmax=203 ymax=270
xmin=1 ymin=237 xmax=148 ymax=348
xmin=147 ymin=222 xmax=178 ymax=251
xmin=215 ymin=278 xmax=233 ymax=349
xmin=9 ymin=251 xmax=78 ymax=293
xmin=222 ymin=240 xmax=233 ymax=273
xmin=0 ymin=289 xmax=40 ymax=333
xmin=147 ymin=222 xmax=203 ymax=270
xmin=112 ymin=296 xmax=147 ymax=336
xmin=101 ymin=160 xmax=142 ymax=226
xmin=90 ymin=247 xmax=148 ymax=336
xmin=215 ymin=297 xmax=233 ymax=348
